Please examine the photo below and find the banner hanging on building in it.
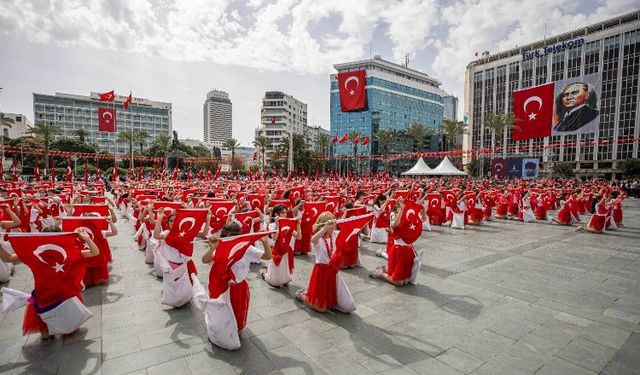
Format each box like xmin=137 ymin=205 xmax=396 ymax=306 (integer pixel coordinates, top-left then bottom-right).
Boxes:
xmin=491 ymin=157 xmax=539 ymax=179
xmin=522 ymin=158 xmax=539 ymax=179
xmin=98 ymin=107 xmax=116 ymax=132
xmin=552 ymin=72 xmax=601 ymax=136
xmin=337 ymin=70 xmax=367 ymax=112
xmin=512 ymin=82 xmax=554 ymax=141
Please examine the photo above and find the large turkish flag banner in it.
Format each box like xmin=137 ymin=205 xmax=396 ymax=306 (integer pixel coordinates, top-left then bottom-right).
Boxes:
xmin=513 ymin=82 xmax=554 ymax=141
xmin=337 ymin=70 xmax=366 ymax=112
xmin=98 ymin=107 xmax=116 ymax=132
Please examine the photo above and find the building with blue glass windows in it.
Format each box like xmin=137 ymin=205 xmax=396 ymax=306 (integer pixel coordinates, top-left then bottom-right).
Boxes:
xmin=330 ymin=56 xmax=451 ymax=172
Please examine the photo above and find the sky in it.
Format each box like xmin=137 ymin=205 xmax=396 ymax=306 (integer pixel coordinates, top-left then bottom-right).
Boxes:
xmin=0 ymin=0 xmax=636 ymax=148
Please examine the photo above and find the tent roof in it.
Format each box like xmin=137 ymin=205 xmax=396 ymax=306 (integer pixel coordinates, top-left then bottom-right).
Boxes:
xmin=401 ymin=157 xmax=432 ymax=176
xmin=426 ymin=156 xmax=467 ymax=176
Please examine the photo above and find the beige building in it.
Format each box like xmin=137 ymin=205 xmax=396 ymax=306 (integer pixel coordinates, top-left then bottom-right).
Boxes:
xmin=2 ymin=112 xmax=32 ymax=139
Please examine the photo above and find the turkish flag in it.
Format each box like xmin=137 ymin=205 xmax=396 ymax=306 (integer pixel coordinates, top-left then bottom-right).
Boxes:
xmin=396 ymin=200 xmax=423 ymax=244
xmin=165 ymin=209 xmax=209 ymax=257
xmin=273 ymin=217 xmax=298 ymax=272
xmin=207 ymin=200 xmax=236 ymax=232
xmin=324 ymin=196 xmax=341 ymax=214
xmin=99 ymin=90 xmax=115 ymax=102
xmin=61 ymin=216 xmax=110 ymax=267
xmin=66 ymin=158 xmax=73 ymax=182
xmin=352 ymin=134 xmax=360 ymax=144
xmin=171 ymin=168 xmax=179 ymax=180
xmin=335 ymin=213 xmax=373 ymax=263
xmin=302 ymin=201 xmax=325 ymax=226
xmin=288 ymin=186 xmax=305 ymax=205
xmin=34 ymin=159 xmax=41 ymax=182
xmin=208 ymin=231 xmax=274 ymax=298
xmin=72 ymin=204 xmax=109 ymax=217
xmin=513 ymin=82 xmax=554 ymax=140
xmin=337 ymin=70 xmax=366 ymax=111
xmin=235 ymin=210 xmax=260 ymax=234
xmin=332 ymin=135 xmax=338 ymax=144
xmin=123 ymin=91 xmax=132 ymax=109
xmin=112 ymin=161 xmax=119 ymax=181
xmin=361 ymin=136 xmax=369 ymax=146
xmin=247 ymin=194 xmax=265 ymax=211
xmin=339 ymin=134 xmax=348 ymax=144
xmin=7 ymin=232 xmax=86 ymax=307
xmin=98 ymin=108 xmax=116 ymax=132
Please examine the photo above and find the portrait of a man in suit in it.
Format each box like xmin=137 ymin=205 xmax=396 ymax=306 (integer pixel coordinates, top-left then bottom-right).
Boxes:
xmin=553 ymin=82 xmax=599 ymax=132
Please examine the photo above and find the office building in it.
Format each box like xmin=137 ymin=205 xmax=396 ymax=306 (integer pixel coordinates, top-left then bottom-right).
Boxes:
xmin=33 ymin=92 xmax=172 ymax=154
xmin=255 ymin=91 xmax=307 ymax=156
xmin=203 ymin=90 xmax=232 ymax=149
xmin=443 ymin=95 xmax=459 ymax=121
xmin=2 ymin=112 xmax=32 ymax=139
xmin=464 ymin=11 xmax=640 ymax=177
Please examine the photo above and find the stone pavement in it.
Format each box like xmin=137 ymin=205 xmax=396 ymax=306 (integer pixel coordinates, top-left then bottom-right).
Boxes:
xmin=1 ymin=200 xmax=640 ymax=375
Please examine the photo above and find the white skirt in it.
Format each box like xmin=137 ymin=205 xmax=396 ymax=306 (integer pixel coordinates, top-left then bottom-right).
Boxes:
xmin=264 ymin=254 xmax=292 ymax=287
xmin=370 ymin=226 xmax=388 ymax=244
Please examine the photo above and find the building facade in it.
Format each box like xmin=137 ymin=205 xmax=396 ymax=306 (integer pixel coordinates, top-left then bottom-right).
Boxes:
xmin=203 ymin=90 xmax=232 ymax=149
xmin=2 ymin=112 xmax=32 ymax=139
xmin=255 ymin=91 xmax=308 ymax=156
xmin=304 ymin=125 xmax=330 ymax=152
xmin=443 ymin=95 xmax=459 ymax=121
xmin=33 ymin=92 xmax=172 ymax=154
xmin=330 ymin=56 xmax=448 ymax=172
xmin=464 ymin=11 xmax=640 ymax=177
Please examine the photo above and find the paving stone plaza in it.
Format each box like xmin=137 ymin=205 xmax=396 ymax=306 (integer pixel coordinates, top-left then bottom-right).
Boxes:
xmin=1 ymin=199 xmax=639 ymax=375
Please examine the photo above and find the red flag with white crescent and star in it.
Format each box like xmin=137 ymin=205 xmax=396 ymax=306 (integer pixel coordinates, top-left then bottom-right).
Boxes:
xmin=98 ymin=107 xmax=116 ymax=132
xmin=513 ymin=82 xmax=554 ymax=141
xmin=335 ymin=213 xmax=374 ymax=266
xmin=34 ymin=159 xmax=41 ymax=182
xmin=301 ymin=201 xmax=325 ymax=226
xmin=396 ymin=200 xmax=423 ymax=245
xmin=273 ymin=217 xmax=298 ymax=272
xmin=99 ymin=90 xmax=115 ymax=102
xmin=337 ymin=70 xmax=366 ymax=111
xmin=7 ymin=232 xmax=86 ymax=307
xmin=361 ymin=136 xmax=369 ymax=146
xmin=164 ymin=209 xmax=209 ymax=257
xmin=207 ymin=200 xmax=236 ymax=232
xmin=72 ymin=204 xmax=109 ymax=217
xmin=207 ymin=231 xmax=274 ymax=298
xmin=123 ymin=91 xmax=132 ymax=109
xmin=332 ymin=135 xmax=338 ymax=144
xmin=339 ymin=134 xmax=348 ymax=144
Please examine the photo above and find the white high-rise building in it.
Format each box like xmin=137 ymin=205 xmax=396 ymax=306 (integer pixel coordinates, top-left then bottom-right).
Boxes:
xmin=203 ymin=90 xmax=232 ymax=148
xmin=2 ymin=113 xmax=32 ymax=139
xmin=255 ymin=91 xmax=307 ymax=156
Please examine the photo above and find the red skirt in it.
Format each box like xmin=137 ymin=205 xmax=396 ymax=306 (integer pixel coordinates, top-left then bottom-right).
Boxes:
xmin=508 ymin=203 xmax=519 ymax=216
xmin=534 ymin=206 xmax=547 ymax=220
xmin=471 ymin=208 xmax=483 ymax=224
xmin=613 ymin=209 xmax=622 ymax=225
xmin=496 ymin=203 xmax=508 ymax=217
xmin=229 ymin=281 xmax=249 ymax=331
xmin=387 ymin=244 xmax=415 ymax=282
xmin=83 ymin=265 xmax=109 ymax=287
xmin=556 ymin=209 xmax=571 ymax=225
xmin=339 ymin=239 xmax=359 ymax=268
xmin=294 ymin=226 xmax=313 ymax=254
xmin=587 ymin=214 xmax=606 ymax=232
xmin=428 ymin=209 xmax=442 ymax=226
xmin=22 ymin=303 xmax=48 ymax=336
xmin=306 ymin=263 xmax=337 ymax=310
xmin=483 ymin=207 xmax=492 ymax=220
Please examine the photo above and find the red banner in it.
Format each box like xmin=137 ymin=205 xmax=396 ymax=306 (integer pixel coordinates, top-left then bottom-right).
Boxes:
xmin=337 ymin=70 xmax=366 ymax=111
xmin=513 ymin=83 xmax=554 ymax=140
xmin=98 ymin=108 xmax=116 ymax=132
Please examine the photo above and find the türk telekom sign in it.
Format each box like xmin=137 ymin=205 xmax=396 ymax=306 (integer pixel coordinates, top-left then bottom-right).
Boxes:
xmin=522 ymin=37 xmax=585 ymax=61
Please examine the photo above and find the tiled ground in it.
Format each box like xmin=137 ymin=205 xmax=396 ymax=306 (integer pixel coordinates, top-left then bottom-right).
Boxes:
xmin=1 ymin=199 xmax=639 ymax=374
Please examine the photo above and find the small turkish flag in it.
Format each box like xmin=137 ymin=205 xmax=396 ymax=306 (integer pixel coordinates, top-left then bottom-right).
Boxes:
xmin=332 ymin=135 xmax=338 ymax=144
xmin=396 ymin=200 xmax=423 ymax=244
xmin=99 ymin=90 xmax=115 ymax=102
xmin=339 ymin=134 xmax=348 ymax=144
xmin=207 ymin=200 xmax=236 ymax=232
xmin=165 ymin=209 xmax=209 ymax=257
xmin=7 ymin=232 xmax=86 ymax=308
xmin=513 ymin=82 xmax=554 ymax=141
xmin=208 ymin=231 xmax=274 ymax=298
xmin=123 ymin=91 xmax=132 ymax=109
xmin=302 ymin=201 xmax=325 ymax=225
xmin=247 ymin=194 xmax=265 ymax=211
xmin=72 ymin=204 xmax=109 ymax=217
xmin=98 ymin=108 xmax=116 ymax=132
xmin=34 ymin=159 xmax=41 ymax=182
xmin=361 ymin=136 xmax=369 ymax=146
xmin=112 ymin=161 xmax=119 ymax=181
xmin=352 ymin=134 xmax=360 ymax=144
xmin=171 ymin=168 xmax=179 ymax=180
xmin=235 ymin=210 xmax=260 ymax=234
xmin=273 ymin=217 xmax=298 ymax=272
xmin=324 ymin=196 xmax=341 ymax=214
xmin=66 ymin=158 xmax=73 ymax=182
xmin=335 ymin=213 xmax=373 ymax=263
xmin=337 ymin=70 xmax=366 ymax=111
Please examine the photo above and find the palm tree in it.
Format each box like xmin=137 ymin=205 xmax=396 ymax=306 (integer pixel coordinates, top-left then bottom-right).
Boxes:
xmin=222 ymin=138 xmax=240 ymax=170
xmin=441 ymin=119 xmax=467 ymax=151
xmin=316 ymin=134 xmax=330 ymax=172
xmin=348 ymin=131 xmax=360 ymax=173
xmin=406 ymin=122 xmax=434 ymax=152
xmin=153 ymin=134 xmax=172 ymax=154
xmin=133 ymin=130 xmax=149 ymax=154
xmin=374 ymin=129 xmax=396 ymax=172
xmin=74 ymin=128 xmax=90 ymax=143
xmin=253 ymin=135 xmax=269 ymax=172
xmin=483 ymin=112 xmax=521 ymax=159
xmin=28 ymin=122 xmax=59 ymax=167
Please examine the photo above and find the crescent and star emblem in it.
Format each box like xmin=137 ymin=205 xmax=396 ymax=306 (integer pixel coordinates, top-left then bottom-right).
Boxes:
xmin=33 ymin=244 xmax=68 ymax=273
xmin=229 ymin=241 xmax=250 ymax=259
xmin=215 ymin=207 xmax=228 ymax=217
xmin=178 ymin=217 xmax=196 ymax=237
xmin=102 ymin=111 xmax=113 ymax=122
xmin=344 ymin=76 xmax=360 ymax=96
xmin=523 ymin=96 xmax=542 ymax=121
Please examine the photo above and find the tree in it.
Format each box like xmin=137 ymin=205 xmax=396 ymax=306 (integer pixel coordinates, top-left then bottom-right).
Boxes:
xmin=222 ymin=138 xmax=240 ymax=170
xmin=316 ymin=134 xmax=330 ymax=172
xmin=348 ymin=131 xmax=361 ymax=172
xmin=441 ymin=119 xmax=467 ymax=151
xmin=74 ymin=128 xmax=90 ymax=143
xmin=553 ymin=162 xmax=574 ymax=177
xmin=618 ymin=159 xmax=640 ymax=178
xmin=483 ymin=113 xmax=520 ymax=157
xmin=374 ymin=129 xmax=396 ymax=172
xmin=406 ymin=123 xmax=433 ymax=152
xmin=467 ymin=157 xmax=490 ymax=178
xmin=133 ymin=130 xmax=149 ymax=154
xmin=117 ymin=130 xmax=135 ymax=161
xmin=28 ymin=122 xmax=59 ymax=168
xmin=51 ymin=139 xmax=98 ymax=154
xmin=253 ymin=135 xmax=269 ymax=172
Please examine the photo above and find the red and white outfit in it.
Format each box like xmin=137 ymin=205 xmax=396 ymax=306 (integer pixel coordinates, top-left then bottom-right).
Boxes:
xmin=263 ymin=222 xmax=293 ymax=286
xmin=370 ymin=205 xmax=389 ymax=243
xmin=155 ymin=230 xmax=197 ymax=307
xmin=306 ymin=232 xmax=356 ymax=312
xmin=586 ymin=203 xmax=607 ymax=233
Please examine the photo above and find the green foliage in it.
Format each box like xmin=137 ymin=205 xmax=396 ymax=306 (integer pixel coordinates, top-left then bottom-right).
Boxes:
xmin=441 ymin=119 xmax=467 ymax=151
xmin=552 ymin=162 xmax=575 ymax=177
xmin=467 ymin=158 xmax=490 ymax=177
xmin=618 ymin=159 xmax=640 ymax=178
xmin=51 ymin=139 xmax=98 ymax=154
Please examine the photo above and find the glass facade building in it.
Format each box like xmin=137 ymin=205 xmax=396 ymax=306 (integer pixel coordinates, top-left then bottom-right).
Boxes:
xmin=464 ymin=11 xmax=640 ymax=177
xmin=330 ymin=56 xmax=448 ymax=171
xmin=33 ymin=92 xmax=172 ymax=155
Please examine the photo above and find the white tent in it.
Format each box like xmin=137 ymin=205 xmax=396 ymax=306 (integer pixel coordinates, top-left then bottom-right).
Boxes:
xmin=401 ymin=157 xmax=433 ymax=176
xmin=426 ymin=156 xmax=467 ymax=176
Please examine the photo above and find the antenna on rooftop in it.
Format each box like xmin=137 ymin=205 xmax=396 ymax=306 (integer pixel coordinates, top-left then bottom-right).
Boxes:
xmin=404 ymin=54 xmax=410 ymax=67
